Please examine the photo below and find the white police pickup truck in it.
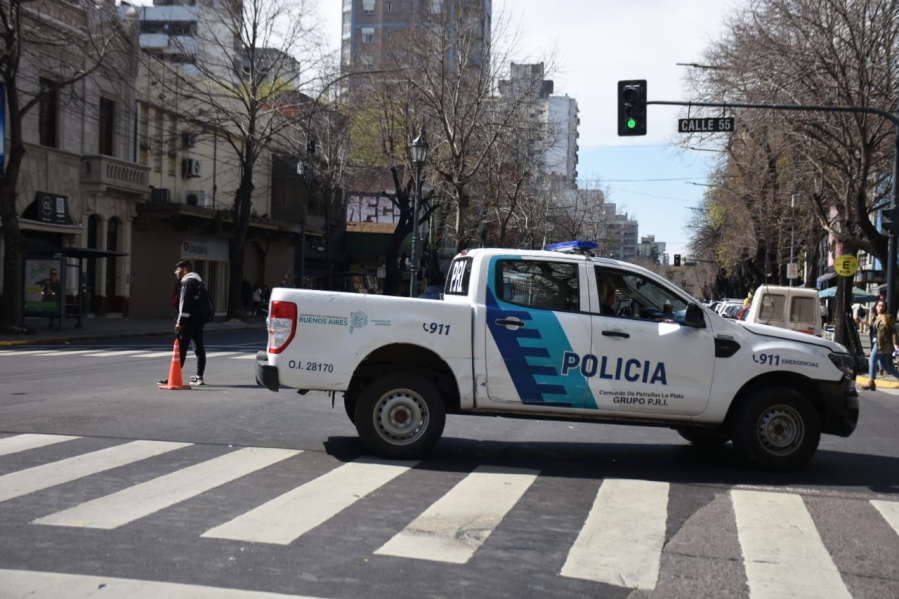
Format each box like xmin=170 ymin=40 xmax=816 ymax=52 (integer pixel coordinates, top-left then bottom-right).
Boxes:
xmin=256 ymin=241 xmax=859 ymax=471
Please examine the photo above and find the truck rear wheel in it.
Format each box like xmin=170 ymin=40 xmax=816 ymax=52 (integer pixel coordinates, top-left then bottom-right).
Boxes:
xmin=729 ymin=386 xmax=821 ymax=471
xmin=354 ymin=373 xmax=446 ymax=459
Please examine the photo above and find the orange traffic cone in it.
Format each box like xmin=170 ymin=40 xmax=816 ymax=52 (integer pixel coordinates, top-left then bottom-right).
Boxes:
xmin=158 ymin=338 xmax=191 ymax=390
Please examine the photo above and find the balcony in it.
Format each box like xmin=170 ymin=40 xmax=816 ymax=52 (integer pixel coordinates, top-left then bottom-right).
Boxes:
xmin=81 ymin=155 xmax=150 ymax=197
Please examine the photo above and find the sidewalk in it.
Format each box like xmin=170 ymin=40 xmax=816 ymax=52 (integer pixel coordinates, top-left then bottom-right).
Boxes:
xmin=0 ymin=315 xmax=265 ymax=347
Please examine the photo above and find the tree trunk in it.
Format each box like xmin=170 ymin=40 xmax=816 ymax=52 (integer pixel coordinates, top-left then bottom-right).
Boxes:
xmin=0 ymin=78 xmax=27 ymax=329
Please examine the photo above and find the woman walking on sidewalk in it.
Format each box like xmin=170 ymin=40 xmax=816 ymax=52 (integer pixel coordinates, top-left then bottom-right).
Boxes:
xmin=863 ymin=299 xmax=899 ymax=390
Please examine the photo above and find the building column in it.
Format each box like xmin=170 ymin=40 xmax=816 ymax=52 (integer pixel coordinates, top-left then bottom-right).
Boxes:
xmin=95 ymin=217 xmax=108 ymax=315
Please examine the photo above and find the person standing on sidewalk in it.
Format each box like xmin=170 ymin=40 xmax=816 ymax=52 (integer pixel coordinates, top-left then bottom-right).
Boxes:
xmin=863 ymin=299 xmax=899 ymax=390
xmin=158 ymin=260 xmax=207 ymax=386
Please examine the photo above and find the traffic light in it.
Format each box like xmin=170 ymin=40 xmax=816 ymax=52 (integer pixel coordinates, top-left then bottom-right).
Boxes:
xmin=882 ymin=205 xmax=898 ymax=235
xmin=617 ymin=80 xmax=647 ymax=136
xmin=673 ymin=254 xmax=681 ymax=266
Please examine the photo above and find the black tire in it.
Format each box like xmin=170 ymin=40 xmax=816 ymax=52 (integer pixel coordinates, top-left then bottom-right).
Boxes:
xmin=676 ymin=427 xmax=730 ymax=448
xmin=728 ymin=386 xmax=821 ymax=471
xmin=344 ymin=395 xmax=356 ymax=424
xmin=354 ymin=373 xmax=446 ymax=459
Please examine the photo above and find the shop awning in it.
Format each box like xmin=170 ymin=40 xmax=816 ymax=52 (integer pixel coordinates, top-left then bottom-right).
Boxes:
xmin=816 ymin=271 xmax=837 ymax=289
xmin=29 ymin=247 xmax=128 ymax=259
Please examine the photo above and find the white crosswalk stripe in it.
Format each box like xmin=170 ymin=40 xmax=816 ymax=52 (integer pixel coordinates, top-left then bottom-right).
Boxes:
xmin=34 ymin=447 xmax=301 ymax=529
xmin=2 ymin=349 xmax=257 ymax=359
xmin=374 ymin=465 xmax=538 ymax=564
xmin=871 ymin=500 xmax=899 ymax=537
xmin=732 ymin=489 xmax=852 ymax=599
xmin=561 ymin=478 xmax=669 ymax=589
xmin=1 ymin=434 xmax=898 ymax=597
xmin=0 ymin=433 xmax=79 ymax=457
xmin=0 ymin=440 xmax=190 ymax=503
xmin=0 ymin=569 xmax=324 ymax=599
xmin=135 ymin=350 xmax=179 ymax=358
xmin=202 ymin=457 xmax=417 ymax=545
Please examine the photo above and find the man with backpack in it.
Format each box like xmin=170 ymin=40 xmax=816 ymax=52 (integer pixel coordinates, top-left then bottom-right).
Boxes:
xmin=158 ymin=259 xmax=210 ymax=386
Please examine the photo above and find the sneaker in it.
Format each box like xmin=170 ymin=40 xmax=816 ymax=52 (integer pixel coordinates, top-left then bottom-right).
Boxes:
xmin=157 ymin=378 xmax=168 ymax=385
xmin=190 ymin=375 xmax=205 ymax=386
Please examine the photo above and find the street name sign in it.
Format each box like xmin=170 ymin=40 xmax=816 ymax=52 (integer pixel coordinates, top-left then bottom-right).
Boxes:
xmin=678 ymin=117 xmax=735 ymax=133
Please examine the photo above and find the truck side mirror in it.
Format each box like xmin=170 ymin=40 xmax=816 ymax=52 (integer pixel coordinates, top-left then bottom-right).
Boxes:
xmin=684 ymin=302 xmax=705 ymax=328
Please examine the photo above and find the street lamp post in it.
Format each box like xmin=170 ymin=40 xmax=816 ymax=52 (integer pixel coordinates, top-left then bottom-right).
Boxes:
xmin=297 ymin=138 xmax=314 ymax=288
xmin=409 ymin=130 xmax=429 ymax=297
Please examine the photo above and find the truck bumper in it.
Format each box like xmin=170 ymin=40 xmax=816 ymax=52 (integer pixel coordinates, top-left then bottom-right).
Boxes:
xmin=255 ymin=351 xmax=280 ymax=392
xmin=819 ymin=377 xmax=859 ymax=437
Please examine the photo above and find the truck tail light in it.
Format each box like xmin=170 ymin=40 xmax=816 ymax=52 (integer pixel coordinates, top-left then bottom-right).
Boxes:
xmin=268 ymin=301 xmax=297 ymax=354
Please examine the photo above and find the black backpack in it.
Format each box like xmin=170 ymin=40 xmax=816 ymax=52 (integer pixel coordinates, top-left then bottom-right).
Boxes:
xmin=196 ymin=285 xmax=215 ymax=323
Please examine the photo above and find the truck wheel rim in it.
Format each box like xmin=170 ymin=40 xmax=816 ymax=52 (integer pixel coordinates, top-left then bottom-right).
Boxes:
xmin=375 ymin=390 xmax=428 ymax=445
xmin=757 ymin=405 xmax=804 ymax=455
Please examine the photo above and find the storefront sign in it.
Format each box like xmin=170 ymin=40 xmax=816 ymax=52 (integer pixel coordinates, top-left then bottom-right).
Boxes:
xmin=37 ymin=193 xmax=68 ymax=224
xmin=182 ymin=237 xmax=228 ymax=261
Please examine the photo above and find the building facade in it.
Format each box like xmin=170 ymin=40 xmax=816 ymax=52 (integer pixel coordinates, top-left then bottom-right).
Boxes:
xmin=636 ymin=235 xmax=667 ymax=264
xmin=6 ymin=2 xmax=147 ymax=320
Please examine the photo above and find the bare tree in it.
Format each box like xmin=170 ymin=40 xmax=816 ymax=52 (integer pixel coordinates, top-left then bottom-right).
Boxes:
xmin=149 ymin=0 xmax=327 ymax=317
xmin=684 ymin=0 xmax=898 ymax=337
xmin=368 ymin=2 xmax=553 ymax=254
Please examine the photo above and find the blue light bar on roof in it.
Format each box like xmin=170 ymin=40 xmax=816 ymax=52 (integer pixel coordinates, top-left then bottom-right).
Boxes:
xmin=544 ymin=240 xmax=599 ymax=253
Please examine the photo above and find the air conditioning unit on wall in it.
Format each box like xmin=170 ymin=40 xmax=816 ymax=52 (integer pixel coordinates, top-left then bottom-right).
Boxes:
xmin=182 ymin=158 xmax=202 ymax=178
xmin=184 ymin=190 xmax=210 ymax=207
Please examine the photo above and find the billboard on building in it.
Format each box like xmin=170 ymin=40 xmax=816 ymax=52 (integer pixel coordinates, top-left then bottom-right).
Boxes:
xmin=24 ymin=258 xmax=65 ymax=318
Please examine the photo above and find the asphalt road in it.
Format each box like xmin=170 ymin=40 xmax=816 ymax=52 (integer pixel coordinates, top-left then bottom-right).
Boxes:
xmin=1 ymin=330 xmax=898 ymax=598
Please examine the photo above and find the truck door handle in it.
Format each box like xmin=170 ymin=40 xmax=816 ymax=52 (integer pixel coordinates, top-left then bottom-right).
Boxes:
xmin=496 ymin=318 xmax=526 ymax=328
xmin=602 ymin=330 xmax=630 ymax=339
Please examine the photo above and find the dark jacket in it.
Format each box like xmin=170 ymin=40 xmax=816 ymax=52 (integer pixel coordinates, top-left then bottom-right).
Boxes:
xmin=176 ymin=272 xmax=204 ymax=327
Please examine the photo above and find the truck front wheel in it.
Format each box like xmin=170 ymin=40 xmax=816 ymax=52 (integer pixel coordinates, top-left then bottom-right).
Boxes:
xmin=729 ymin=386 xmax=821 ymax=471
xmin=676 ymin=427 xmax=729 ymax=448
xmin=354 ymin=373 xmax=446 ymax=459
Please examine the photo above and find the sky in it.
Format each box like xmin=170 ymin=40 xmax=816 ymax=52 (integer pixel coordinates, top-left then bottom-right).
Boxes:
xmin=319 ymin=0 xmax=736 ymax=258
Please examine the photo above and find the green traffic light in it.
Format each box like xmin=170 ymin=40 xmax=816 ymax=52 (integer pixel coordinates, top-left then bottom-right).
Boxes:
xmin=627 ymin=118 xmax=637 ymax=129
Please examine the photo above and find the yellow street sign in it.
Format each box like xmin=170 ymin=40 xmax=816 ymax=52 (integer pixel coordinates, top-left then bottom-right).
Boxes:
xmin=834 ymin=255 xmax=859 ymax=277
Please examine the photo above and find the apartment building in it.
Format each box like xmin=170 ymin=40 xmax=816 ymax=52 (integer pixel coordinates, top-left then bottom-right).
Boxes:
xmin=341 ymin=0 xmax=492 ymax=73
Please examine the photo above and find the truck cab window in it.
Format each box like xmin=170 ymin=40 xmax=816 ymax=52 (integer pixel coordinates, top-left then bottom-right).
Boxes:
xmin=594 ymin=266 xmax=687 ymax=321
xmin=497 ymin=259 xmax=579 ymax=312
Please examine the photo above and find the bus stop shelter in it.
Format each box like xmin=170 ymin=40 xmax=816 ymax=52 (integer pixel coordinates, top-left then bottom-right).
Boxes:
xmin=24 ymin=247 xmax=128 ymax=330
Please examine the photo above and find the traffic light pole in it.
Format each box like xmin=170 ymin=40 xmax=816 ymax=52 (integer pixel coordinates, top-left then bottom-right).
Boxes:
xmin=650 ymin=99 xmax=899 ymax=314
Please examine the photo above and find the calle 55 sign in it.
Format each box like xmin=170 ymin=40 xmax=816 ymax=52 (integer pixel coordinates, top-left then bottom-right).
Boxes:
xmin=678 ymin=117 xmax=735 ymax=133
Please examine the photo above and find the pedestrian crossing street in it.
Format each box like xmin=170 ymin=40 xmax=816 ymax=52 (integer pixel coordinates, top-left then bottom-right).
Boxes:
xmin=1 ymin=433 xmax=898 ymax=598
xmin=0 ymin=348 xmax=258 ymax=360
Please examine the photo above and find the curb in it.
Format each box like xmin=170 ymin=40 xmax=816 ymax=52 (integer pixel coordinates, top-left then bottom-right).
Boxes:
xmin=856 ymin=375 xmax=899 ymax=390
xmin=0 ymin=322 xmax=262 ymax=348
xmin=0 ymin=337 xmax=72 ymax=347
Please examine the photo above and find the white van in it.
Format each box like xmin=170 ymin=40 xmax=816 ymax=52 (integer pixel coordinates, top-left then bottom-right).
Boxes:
xmin=743 ymin=285 xmax=822 ymax=336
